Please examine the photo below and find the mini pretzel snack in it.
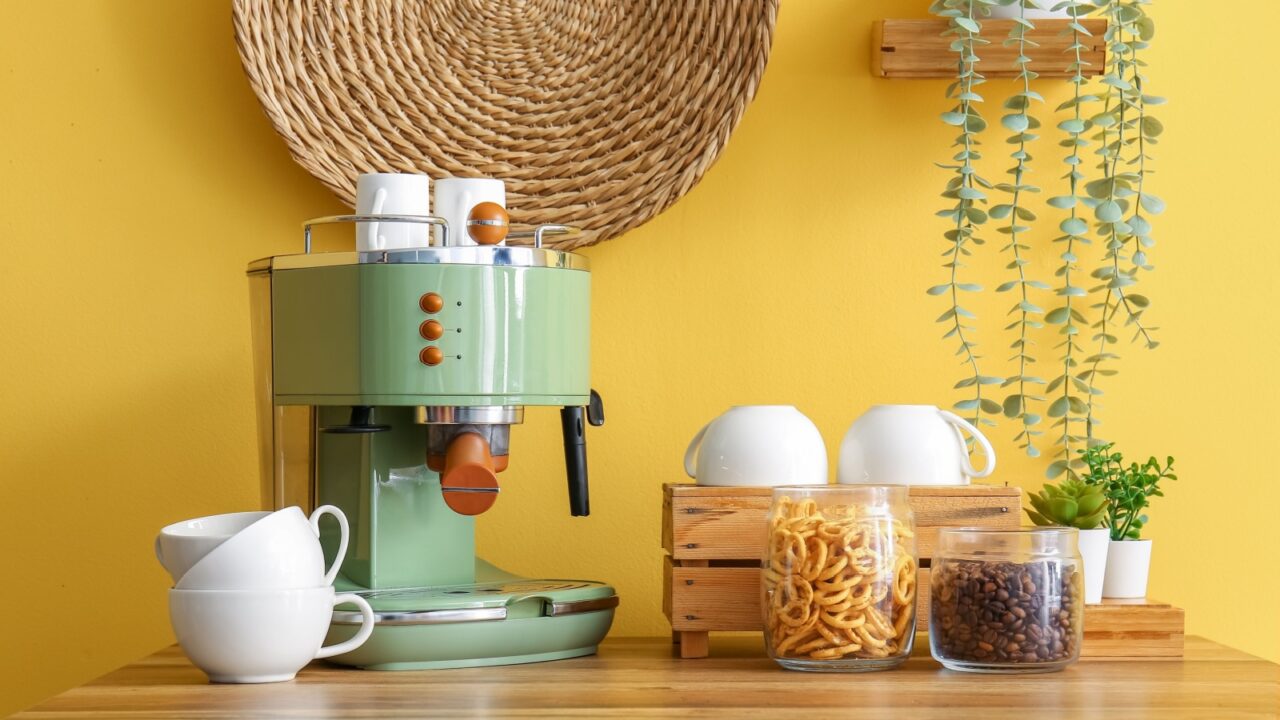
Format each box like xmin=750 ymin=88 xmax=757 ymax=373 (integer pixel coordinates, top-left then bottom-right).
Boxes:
xmin=764 ymin=487 xmax=917 ymax=671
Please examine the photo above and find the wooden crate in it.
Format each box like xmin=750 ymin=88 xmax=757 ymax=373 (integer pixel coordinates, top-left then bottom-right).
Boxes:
xmin=662 ymin=483 xmax=1021 ymax=658
xmin=662 ymin=483 xmax=1184 ymax=659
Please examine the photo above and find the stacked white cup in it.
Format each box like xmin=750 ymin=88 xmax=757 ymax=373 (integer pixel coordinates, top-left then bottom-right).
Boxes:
xmin=155 ymin=506 xmax=374 ymax=683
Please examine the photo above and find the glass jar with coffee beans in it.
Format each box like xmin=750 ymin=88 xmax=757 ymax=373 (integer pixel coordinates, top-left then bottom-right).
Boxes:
xmin=929 ymin=527 xmax=1083 ymax=673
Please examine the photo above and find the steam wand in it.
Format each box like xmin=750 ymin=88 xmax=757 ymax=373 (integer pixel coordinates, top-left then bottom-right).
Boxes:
xmin=560 ymin=390 xmax=604 ymax=517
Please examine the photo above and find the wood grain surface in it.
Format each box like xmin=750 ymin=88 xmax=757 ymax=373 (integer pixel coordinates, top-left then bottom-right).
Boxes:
xmin=873 ymin=18 xmax=1109 ymax=79
xmin=17 ymin=636 xmax=1278 ymax=718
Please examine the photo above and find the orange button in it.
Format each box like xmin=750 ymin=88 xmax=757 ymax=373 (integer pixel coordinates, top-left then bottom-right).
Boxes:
xmin=420 ymin=320 xmax=444 ymax=340
xmin=420 ymin=293 xmax=444 ymax=313
xmin=420 ymin=346 xmax=443 ymax=366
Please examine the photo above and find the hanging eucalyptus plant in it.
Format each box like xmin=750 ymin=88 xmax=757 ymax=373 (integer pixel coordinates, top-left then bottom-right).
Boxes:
xmin=929 ymin=0 xmax=1165 ymax=478
xmin=929 ymin=0 xmax=1002 ymax=433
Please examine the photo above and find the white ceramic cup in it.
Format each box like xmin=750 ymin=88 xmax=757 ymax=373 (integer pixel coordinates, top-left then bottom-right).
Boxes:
xmin=175 ymin=505 xmax=349 ymax=590
xmin=838 ymin=404 xmax=996 ymax=486
xmin=155 ymin=511 xmax=270 ymax=584
xmin=433 ymin=177 xmax=505 ymax=246
xmin=169 ymin=586 xmax=375 ymax=683
xmin=683 ymin=406 xmax=827 ymax=487
xmin=356 ymin=173 xmax=431 ymax=251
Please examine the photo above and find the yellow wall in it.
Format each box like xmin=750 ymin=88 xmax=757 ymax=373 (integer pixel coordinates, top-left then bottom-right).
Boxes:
xmin=3 ymin=1 xmax=1277 ymax=713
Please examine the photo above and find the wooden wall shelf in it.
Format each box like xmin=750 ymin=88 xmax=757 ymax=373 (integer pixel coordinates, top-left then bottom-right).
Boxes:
xmin=873 ymin=18 xmax=1107 ymax=79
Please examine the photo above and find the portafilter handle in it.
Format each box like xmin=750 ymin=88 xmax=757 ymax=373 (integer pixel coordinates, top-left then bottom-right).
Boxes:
xmin=560 ymin=390 xmax=604 ymax=517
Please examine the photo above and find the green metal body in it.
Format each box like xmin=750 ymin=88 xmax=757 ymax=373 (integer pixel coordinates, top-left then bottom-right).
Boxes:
xmin=272 ymin=263 xmax=590 ymax=407
xmin=259 ymin=258 xmax=613 ymax=669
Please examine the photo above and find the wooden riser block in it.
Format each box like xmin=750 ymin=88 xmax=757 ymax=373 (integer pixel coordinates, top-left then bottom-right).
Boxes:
xmin=873 ymin=18 xmax=1108 ymax=79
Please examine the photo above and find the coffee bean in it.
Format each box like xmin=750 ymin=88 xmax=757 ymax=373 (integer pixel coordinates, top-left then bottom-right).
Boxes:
xmin=930 ymin=559 xmax=1082 ymax=668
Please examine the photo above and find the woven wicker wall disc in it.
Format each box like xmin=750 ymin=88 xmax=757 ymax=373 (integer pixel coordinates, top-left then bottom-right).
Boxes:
xmin=232 ymin=0 xmax=780 ymax=250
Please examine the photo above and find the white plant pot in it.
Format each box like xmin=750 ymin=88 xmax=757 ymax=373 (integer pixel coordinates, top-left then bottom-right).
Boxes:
xmin=986 ymin=1 xmax=1072 ymax=20
xmin=1077 ymin=528 xmax=1110 ymax=604
xmin=1102 ymin=539 xmax=1152 ymax=599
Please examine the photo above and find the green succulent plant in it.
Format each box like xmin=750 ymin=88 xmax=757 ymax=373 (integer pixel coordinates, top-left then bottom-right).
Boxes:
xmin=1025 ymin=478 xmax=1109 ymax=529
xmin=1080 ymin=442 xmax=1175 ymax=540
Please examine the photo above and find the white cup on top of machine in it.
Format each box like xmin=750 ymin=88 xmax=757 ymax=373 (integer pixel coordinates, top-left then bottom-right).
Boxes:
xmin=355 ymin=173 xmax=431 ymax=251
xmin=433 ymin=177 xmax=505 ymax=246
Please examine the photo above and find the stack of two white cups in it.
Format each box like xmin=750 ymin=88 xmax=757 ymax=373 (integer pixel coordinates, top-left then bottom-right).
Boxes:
xmin=155 ymin=506 xmax=374 ymax=683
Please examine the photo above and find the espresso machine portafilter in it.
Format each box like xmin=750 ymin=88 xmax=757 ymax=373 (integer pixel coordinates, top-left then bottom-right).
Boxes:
xmin=246 ymin=213 xmax=616 ymax=669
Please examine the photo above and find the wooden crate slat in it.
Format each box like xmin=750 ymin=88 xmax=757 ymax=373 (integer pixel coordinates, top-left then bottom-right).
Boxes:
xmin=873 ymin=18 xmax=1108 ymax=79
xmin=664 ymin=483 xmax=1020 ymax=561
xmin=667 ymin=566 xmax=762 ymax=632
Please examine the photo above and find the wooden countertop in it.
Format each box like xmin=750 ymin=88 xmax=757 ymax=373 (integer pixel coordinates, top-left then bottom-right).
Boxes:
xmin=17 ymin=636 xmax=1279 ymax=718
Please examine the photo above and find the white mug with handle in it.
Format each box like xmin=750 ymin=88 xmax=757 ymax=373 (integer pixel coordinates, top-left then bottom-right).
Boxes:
xmin=433 ymin=178 xmax=505 ymax=246
xmin=837 ymin=404 xmax=996 ymax=486
xmin=356 ymin=173 xmax=431 ymax=251
xmin=169 ymin=586 xmax=375 ymax=683
xmin=168 ymin=505 xmax=350 ymax=590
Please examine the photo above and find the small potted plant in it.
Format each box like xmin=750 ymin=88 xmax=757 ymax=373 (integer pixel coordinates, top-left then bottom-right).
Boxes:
xmin=1025 ymin=479 xmax=1110 ymax=604
xmin=1080 ymin=443 xmax=1177 ymax=598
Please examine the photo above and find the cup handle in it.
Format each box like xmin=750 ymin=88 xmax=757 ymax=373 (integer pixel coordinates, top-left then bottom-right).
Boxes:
xmin=683 ymin=422 xmax=711 ymax=479
xmin=154 ymin=536 xmax=164 ymax=565
xmin=309 ymin=505 xmax=350 ymax=586
xmin=938 ymin=410 xmax=997 ymax=479
xmin=367 ymin=187 xmax=387 ymax=250
xmin=314 ymin=593 xmax=375 ymax=660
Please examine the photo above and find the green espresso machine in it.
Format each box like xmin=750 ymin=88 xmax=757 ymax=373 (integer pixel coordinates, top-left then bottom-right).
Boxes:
xmin=246 ymin=214 xmax=616 ymax=669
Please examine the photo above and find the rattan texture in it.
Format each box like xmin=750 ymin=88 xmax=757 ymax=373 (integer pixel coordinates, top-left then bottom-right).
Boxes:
xmin=233 ymin=1 xmax=779 ymax=250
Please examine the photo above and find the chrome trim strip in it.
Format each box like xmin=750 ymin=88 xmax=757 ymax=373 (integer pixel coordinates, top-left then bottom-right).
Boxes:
xmin=330 ymin=595 xmax=619 ymax=625
xmin=253 ymin=246 xmax=589 ymax=272
xmin=415 ymin=406 xmax=525 ymax=425
xmin=545 ymin=596 xmax=621 ymax=616
xmin=331 ymin=607 xmax=508 ymax=626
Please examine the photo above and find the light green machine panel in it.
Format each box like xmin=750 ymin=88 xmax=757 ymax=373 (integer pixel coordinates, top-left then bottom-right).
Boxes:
xmin=271 ymin=263 xmax=590 ymax=406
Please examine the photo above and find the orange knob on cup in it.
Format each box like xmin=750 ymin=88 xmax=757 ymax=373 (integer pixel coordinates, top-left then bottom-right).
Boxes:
xmin=466 ymin=202 xmax=510 ymax=245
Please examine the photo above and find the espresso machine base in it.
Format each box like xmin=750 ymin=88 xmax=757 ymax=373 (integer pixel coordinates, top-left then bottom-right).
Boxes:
xmin=323 ymin=560 xmax=617 ymax=670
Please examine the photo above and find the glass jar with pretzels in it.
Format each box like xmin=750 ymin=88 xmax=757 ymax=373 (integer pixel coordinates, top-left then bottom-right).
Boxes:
xmin=763 ymin=485 xmax=917 ymax=671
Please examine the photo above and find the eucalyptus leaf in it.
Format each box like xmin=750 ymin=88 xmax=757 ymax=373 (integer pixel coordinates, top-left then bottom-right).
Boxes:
xmin=1095 ymin=201 xmax=1123 ymax=223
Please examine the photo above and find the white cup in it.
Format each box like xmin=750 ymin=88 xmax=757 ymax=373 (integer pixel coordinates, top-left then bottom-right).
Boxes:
xmin=155 ymin=511 xmax=270 ymax=584
xmin=356 ymin=173 xmax=431 ymax=251
xmin=174 ymin=506 xmax=349 ymax=590
xmin=433 ymin=178 xmax=505 ymax=246
xmin=169 ymin=586 xmax=375 ymax=683
xmin=683 ymin=406 xmax=827 ymax=487
xmin=837 ymin=405 xmax=995 ymax=486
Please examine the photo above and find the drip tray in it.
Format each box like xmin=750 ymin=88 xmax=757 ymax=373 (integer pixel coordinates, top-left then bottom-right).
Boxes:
xmin=331 ymin=579 xmax=619 ymax=626
xmin=323 ymin=576 xmax=619 ymax=670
